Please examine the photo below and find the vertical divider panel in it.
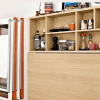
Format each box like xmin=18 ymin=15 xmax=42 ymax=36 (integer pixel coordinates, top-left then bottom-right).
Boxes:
xmin=75 ymin=11 xmax=77 ymax=51
xmin=46 ymin=16 xmax=54 ymax=51
xmin=94 ymin=8 xmax=96 ymax=29
xmin=45 ymin=16 xmax=47 ymax=51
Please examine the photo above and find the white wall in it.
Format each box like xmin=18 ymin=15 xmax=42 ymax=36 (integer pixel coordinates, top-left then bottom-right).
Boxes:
xmin=0 ymin=1 xmax=99 ymax=100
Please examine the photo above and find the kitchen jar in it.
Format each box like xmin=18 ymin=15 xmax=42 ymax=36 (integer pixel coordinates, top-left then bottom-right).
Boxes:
xmin=59 ymin=40 xmax=68 ymax=51
xmin=68 ymin=40 xmax=75 ymax=50
xmin=81 ymin=20 xmax=87 ymax=30
xmin=88 ymin=19 xmax=94 ymax=29
xmin=69 ymin=22 xmax=75 ymax=30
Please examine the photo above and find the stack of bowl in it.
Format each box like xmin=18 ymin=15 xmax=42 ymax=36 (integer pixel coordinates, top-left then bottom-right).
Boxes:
xmin=45 ymin=2 xmax=53 ymax=14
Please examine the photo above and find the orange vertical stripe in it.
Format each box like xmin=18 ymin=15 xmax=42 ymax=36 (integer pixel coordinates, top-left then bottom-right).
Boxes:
xmin=20 ymin=18 xmax=24 ymax=99
xmin=12 ymin=17 xmax=17 ymax=100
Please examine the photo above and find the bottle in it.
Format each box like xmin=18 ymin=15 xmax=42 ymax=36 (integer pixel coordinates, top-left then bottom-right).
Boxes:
xmin=41 ymin=30 xmax=46 ymax=51
xmin=34 ymin=30 xmax=41 ymax=50
xmin=88 ymin=33 xmax=93 ymax=50
xmin=80 ymin=33 xmax=86 ymax=50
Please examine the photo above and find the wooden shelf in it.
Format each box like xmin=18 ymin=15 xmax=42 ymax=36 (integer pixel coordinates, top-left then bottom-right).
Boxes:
xmin=29 ymin=50 xmax=100 ymax=54
xmin=77 ymin=29 xmax=100 ymax=32
xmin=29 ymin=6 xmax=100 ymax=53
xmin=47 ymin=31 xmax=76 ymax=35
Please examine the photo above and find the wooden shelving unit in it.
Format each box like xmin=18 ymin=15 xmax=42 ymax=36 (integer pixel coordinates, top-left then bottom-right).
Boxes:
xmin=29 ymin=6 xmax=100 ymax=53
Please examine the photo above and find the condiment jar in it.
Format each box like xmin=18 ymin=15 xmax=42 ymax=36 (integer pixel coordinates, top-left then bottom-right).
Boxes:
xmin=69 ymin=22 xmax=75 ymax=30
xmin=68 ymin=40 xmax=75 ymax=50
xmin=59 ymin=40 xmax=68 ymax=51
xmin=81 ymin=20 xmax=87 ymax=30
xmin=88 ymin=19 xmax=94 ymax=29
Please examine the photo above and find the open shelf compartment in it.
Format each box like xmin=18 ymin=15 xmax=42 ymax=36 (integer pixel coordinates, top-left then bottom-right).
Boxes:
xmin=77 ymin=31 xmax=100 ymax=51
xmin=47 ymin=12 xmax=75 ymax=33
xmin=29 ymin=17 xmax=46 ymax=51
xmin=47 ymin=32 xmax=75 ymax=51
xmin=77 ymin=9 xmax=94 ymax=30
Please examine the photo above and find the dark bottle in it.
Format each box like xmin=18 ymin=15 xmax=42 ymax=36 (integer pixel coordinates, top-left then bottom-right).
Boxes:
xmin=34 ymin=30 xmax=41 ymax=50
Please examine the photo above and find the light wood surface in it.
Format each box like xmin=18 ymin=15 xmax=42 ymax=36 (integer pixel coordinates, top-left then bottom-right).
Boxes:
xmin=28 ymin=53 xmax=100 ymax=100
xmin=29 ymin=6 xmax=100 ymax=53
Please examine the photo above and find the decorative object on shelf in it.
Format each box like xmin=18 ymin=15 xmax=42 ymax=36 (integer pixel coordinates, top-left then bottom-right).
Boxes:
xmin=49 ymin=11 xmax=62 ymax=14
xmin=85 ymin=2 xmax=91 ymax=8
xmin=62 ymin=2 xmax=65 ymax=11
xmin=45 ymin=2 xmax=53 ymax=14
xmin=40 ymin=13 xmax=45 ymax=15
xmin=34 ymin=30 xmax=41 ymax=50
xmin=59 ymin=40 xmax=68 ymax=51
xmin=60 ymin=24 xmax=69 ymax=31
xmin=79 ymin=33 xmax=87 ymax=50
xmin=36 ymin=2 xmax=41 ymax=16
xmin=88 ymin=19 xmax=94 ymax=29
xmin=51 ymin=36 xmax=59 ymax=50
xmin=68 ymin=40 xmax=75 ymax=50
xmin=65 ymin=2 xmax=78 ymax=11
xmin=49 ymin=24 xmax=69 ymax=32
xmin=69 ymin=22 xmax=75 ymax=30
xmin=41 ymin=30 xmax=46 ymax=50
xmin=94 ymin=2 xmax=100 ymax=4
xmin=89 ymin=43 xmax=99 ymax=50
xmin=78 ymin=2 xmax=91 ymax=9
xmin=81 ymin=20 xmax=87 ymax=30
xmin=49 ymin=29 xmax=60 ymax=32
xmin=88 ymin=33 xmax=93 ymax=50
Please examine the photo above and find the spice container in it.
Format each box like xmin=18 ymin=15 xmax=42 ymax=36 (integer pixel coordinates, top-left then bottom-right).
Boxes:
xmin=88 ymin=19 xmax=94 ymax=29
xmin=59 ymin=40 xmax=68 ymax=51
xmin=79 ymin=33 xmax=86 ymax=50
xmin=69 ymin=22 xmax=75 ymax=30
xmin=68 ymin=40 xmax=75 ymax=50
xmin=81 ymin=20 xmax=87 ymax=30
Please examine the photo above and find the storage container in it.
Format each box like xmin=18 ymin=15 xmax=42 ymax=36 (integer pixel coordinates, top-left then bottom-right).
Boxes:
xmin=59 ymin=40 xmax=68 ymax=51
xmin=68 ymin=40 xmax=75 ymax=50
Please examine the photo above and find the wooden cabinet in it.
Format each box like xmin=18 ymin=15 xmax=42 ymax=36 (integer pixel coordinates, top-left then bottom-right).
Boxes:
xmin=28 ymin=6 xmax=100 ymax=100
xmin=28 ymin=53 xmax=100 ymax=100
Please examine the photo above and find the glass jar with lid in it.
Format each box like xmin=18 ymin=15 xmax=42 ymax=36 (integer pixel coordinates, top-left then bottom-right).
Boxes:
xmin=59 ymin=40 xmax=68 ymax=51
xmin=68 ymin=40 xmax=75 ymax=50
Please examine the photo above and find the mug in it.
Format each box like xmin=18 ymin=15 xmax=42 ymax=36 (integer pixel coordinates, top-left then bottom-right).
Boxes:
xmin=89 ymin=43 xmax=99 ymax=50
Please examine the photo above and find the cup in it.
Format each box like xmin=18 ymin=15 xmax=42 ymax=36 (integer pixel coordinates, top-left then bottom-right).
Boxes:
xmin=89 ymin=43 xmax=99 ymax=50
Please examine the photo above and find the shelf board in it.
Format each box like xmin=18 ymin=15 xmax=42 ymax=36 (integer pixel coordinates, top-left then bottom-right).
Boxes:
xmin=29 ymin=15 xmax=46 ymax=20
xmin=77 ymin=29 xmax=100 ymax=32
xmin=29 ymin=50 xmax=100 ymax=54
xmin=47 ymin=31 xmax=76 ymax=35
